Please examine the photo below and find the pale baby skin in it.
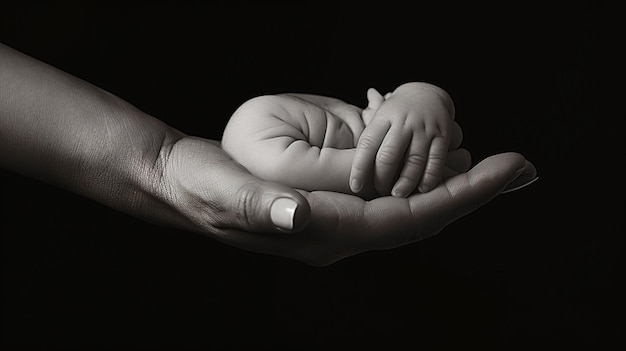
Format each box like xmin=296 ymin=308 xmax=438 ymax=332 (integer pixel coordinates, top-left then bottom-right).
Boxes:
xmin=222 ymin=82 xmax=456 ymax=199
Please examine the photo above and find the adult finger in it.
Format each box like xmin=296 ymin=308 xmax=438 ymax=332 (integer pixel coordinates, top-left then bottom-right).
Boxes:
xmin=364 ymin=152 xmax=536 ymax=250
xmin=390 ymin=148 xmax=471 ymax=195
xmin=217 ymin=153 xmax=536 ymax=266
xmin=501 ymin=160 xmax=538 ymax=193
xmin=414 ymin=152 xmax=536 ymax=224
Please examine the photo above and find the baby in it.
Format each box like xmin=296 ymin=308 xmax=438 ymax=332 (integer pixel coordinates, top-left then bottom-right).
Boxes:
xmin=222 ymin=82 xmax=455 ymax=199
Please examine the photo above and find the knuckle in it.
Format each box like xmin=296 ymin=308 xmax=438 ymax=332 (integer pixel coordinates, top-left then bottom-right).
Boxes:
xmin=422 ymin=167 xmax=443 ymax=181
xmin=376 ymin=145 xmax=400 ymax=165
xmin=198 ymin=198 xmax=229 ymax=230
xmin=428 ymin=151 xmax=447 ymax=165
xmin=397 ymin=173 xmax=420 ymax=185
xmin=357 ymin=134 xmax=378 ymax=150
xmin=405 ymin=153 xmax=428 ymax=168
xmin=234 ymin=180 xmax=263 ymax=228
xmin=427 ymin=125 xmax=446 ymax=138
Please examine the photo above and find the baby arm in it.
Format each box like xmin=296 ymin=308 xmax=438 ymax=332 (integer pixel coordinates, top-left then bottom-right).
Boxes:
xmin=222 ymin=94 xmax=377 ymax=196
xmin=350 ymin=82 xmax=455 ymax=197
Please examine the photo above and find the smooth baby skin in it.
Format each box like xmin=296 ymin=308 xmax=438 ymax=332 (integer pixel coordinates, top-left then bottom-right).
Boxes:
xmin=222 ymin=93 xmax=375 ymax=196
xmin=350 ymin=82 xmax=456 ymax=197
xmin=222 ymin=86 xmax=466 ymax=199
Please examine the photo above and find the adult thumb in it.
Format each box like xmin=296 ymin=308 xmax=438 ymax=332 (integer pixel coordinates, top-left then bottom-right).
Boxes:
xmin=215 ymin=163 xmax=311 ymax=234
xmin=173 ymin=138 xmax=311 ymax=234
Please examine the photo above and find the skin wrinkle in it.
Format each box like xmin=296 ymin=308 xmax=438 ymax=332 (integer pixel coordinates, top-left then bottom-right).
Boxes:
xmin=158 ymin=138 xmax=232 ymax=232
xmin=107 ymin=107 xmax=186 ymax=218
xmin=362 ymin=196 xmax=410 ymax=249
xmin=232 ymin=179 xmax=264 ymax=231
xmin=229 ymin=95 xmax=360 ymax=193
xmin=323 ymin=109 xmax=356 ymax=149
xmin=283 ymin=139 xmax=319 ymax=165
xmin=286 ymin=93 xmax=364 ymax=147
xmin=148 ymin=132 xmax=182 ymax=205
xmin=375 ymin=144 xmax=393 ymax=165
xmin=319 ymin=109 xmax=333 ymax=149
xmin=302 ymin=102 xmax=320 ymax=146
xmin=251 ymin=119 xmax=296 ymax=141
xmin=278 ymin=95 xmax=311 ymax=140
xmin=281 ymin=95 xmax=317 ymax=143
xmin=318 ymin=193 xmax=344 ymax=236
xmin=305 ymin=103 xmax=326 ymax=148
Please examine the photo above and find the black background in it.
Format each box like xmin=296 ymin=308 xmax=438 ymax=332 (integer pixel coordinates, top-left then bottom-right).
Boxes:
xmin=1 ymin=1 xmax=624 ymax=349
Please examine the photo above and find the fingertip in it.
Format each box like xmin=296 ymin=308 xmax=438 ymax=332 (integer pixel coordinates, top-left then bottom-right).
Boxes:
xmin=367 ymin=87 xmax=381 ymax=98
xmin=391 ymin=176 xmax=417 ymax=198
xmin=501 ymin=160 xmax=538 ymax=194
xmin=418 ymin=172 xmax=442 ymax=193
xmin=418 ymin=184 xmax=430 ymax=193
xmin=391 ymin=188 xmax=407 ymax=198
xmin=366 ymin=88 xmax=384 ymax=109
xmin=350 ymin=177 xmax=363 ymax=194
xmin=417 ymin=171 xmax=442 ymax=194
xmin=501 ymin=176 xmax=539 ymax=194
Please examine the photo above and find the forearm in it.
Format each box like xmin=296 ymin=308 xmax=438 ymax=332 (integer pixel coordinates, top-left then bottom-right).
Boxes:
xmin=0 ymin=43 xmax=183 ymax=219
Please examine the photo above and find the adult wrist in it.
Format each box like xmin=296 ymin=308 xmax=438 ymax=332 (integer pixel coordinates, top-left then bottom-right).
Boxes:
xmin=66 ymin=96 xmax=186 ymax=225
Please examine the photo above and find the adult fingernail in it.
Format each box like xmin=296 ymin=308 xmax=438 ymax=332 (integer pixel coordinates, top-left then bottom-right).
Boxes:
xmin=501 ymin=177 xmax=539 ymax=194
xmin=270 ymin=198 xmax=298 ymax=231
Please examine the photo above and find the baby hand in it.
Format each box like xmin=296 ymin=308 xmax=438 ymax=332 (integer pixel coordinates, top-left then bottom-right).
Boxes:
xmin=350 ymin=82 xmax=455 ymax=197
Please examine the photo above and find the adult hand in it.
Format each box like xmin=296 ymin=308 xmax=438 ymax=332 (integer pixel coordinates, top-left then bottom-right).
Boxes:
xmin=0 ymin=42 xmax=537 ymax=267
xmin=155 ymin=136 xmax=536 ymax=266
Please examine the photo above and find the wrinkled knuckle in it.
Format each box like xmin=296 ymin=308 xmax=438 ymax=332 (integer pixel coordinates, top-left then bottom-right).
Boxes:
xmin=405 ymin=153 xmax=428 ymax=168
xmin=190 ymin=195 xmax=232 ymax=233
xmin=376 ymin=145 xmax=399 ymax=165
xmin=234 ymin=180 xmax=263 ymax=228
xmin=428 ymin=151 xmax=447 ymax=165
xmin=423 ymin=168 xmax=443 ymax=181
xmin=357 ymin=135 xmax=377 ymax=150
xmin=397 ymin=173 xmax=420 ymax=185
